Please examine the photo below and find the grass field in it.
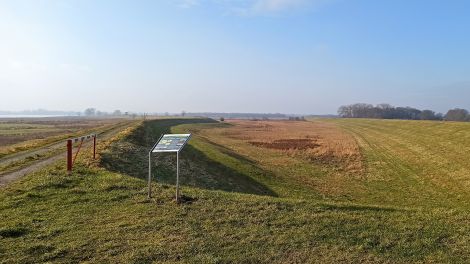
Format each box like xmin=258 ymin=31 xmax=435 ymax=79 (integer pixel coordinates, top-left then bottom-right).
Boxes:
xmin=331 ymin=118 xmax=470 ymax=208
xmin=1 ymin=118 xmax=470 ymax=263
xmin=190 ymin=118 xmax=470 ymax=209
xmin=0 ymin=118 xmax=125 ymax=159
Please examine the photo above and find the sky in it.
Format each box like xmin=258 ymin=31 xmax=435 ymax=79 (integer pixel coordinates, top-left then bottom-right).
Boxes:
xmin=1 ymin=0 xmax=470 ymax=115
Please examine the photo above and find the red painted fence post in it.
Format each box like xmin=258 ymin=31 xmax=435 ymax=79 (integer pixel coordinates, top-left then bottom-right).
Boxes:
xmin=67 ymin=139 xmax=73 ymax=174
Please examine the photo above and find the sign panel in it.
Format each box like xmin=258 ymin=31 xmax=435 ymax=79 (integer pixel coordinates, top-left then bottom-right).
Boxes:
xmin=152 ymin=134 xmax=191 ymax=153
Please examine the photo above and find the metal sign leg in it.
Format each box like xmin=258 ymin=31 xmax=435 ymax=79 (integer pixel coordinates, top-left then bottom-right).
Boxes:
xmin=176 ymin=152 xmax=180 ymax=203
xmin=148 ymin=134 xmax=191 ymax=203
xmin=148 ymin=152 xmax=152 ymax=198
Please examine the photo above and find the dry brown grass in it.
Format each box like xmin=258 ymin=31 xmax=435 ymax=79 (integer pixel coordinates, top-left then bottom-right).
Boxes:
xmin=222 ymin=120 xmax=363 ymax=172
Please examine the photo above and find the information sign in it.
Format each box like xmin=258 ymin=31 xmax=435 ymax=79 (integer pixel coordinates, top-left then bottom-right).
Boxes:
xmin=152 ymin=134 xmax=191 ymax=153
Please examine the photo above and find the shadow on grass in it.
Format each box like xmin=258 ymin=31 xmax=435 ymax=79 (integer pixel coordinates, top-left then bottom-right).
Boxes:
xmin=0 ymin=226 xmax=29 ymax=238
xmin=100 ymin=119 xmax=277 ymax=197
xmin=203 ymin=139 xmax=258 ymax=167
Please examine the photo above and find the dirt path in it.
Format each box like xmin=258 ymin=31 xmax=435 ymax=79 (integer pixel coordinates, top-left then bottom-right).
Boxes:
xmin=0 ymin=154 xmax=64 ymax=187
xmin=0 ymin=121 xmax=137 ymax=187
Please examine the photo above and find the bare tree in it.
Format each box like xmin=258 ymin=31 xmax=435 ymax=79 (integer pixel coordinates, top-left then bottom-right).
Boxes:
xmin=420 ymin=110 xmax=437 ymax=120
xmin=445 ymin=109 xmax=469 ymax=121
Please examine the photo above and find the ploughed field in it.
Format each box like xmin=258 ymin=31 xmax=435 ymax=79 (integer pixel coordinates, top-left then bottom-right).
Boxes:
xmin=1 ymin=118 xmax=470 ymax=263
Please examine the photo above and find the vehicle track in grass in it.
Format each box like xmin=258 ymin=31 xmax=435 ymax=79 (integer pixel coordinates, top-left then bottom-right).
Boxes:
xmin=0 ymin=120 xmax=137 ymax=187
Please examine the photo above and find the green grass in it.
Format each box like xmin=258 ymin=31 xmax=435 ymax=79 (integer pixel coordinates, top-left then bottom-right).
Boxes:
xmin=327 ymin=118 xmax=470 ymax=209
xmin=1 ymin=118 xmax=470 ymax=263
xmin=2 ymin=162 xmax=469 ymax=263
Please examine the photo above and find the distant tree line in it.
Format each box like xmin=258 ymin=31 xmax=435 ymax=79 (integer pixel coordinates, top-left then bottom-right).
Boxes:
xmin=288 ymin=116 xmax=306 ymax=121
xmin=83 ymin=108 xmax=138 ymax=118
xmin=84 ymin=108 xmax=124 ymax=116
xmin=188 ymin=112 xmax=287 ymax=119
xmin=338 ymin=103 xmax=470 ymax=122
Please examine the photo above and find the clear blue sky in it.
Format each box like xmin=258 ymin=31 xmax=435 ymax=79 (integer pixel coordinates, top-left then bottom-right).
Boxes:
xmin=1 ymin=0 xmax=469 ymax=114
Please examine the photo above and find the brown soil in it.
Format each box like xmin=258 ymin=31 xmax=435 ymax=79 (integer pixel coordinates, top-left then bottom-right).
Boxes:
xmin=249 ymin=138 xmax=320 ymax=150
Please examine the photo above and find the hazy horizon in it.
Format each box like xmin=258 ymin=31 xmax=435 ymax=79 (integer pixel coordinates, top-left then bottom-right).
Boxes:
xmin=1 ymin=0 xmax=470 ymax=114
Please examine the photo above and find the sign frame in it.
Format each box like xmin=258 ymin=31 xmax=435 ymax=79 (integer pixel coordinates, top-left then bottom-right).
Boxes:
xmin=148 ymin=133 xmax=192 ymax=202
xmin=152 ymin=134 xmax=192 ymax=153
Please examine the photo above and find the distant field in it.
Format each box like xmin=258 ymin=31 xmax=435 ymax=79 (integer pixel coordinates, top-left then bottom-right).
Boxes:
xmin=0 ymin=118 xmax=117 ymax=146
xmin=1 ymin=118 xmax=470 ymax=263
xmin=0 ymin=117 xmax=137 ymax=180
xmin=0 ymin=118 xmax=125 ymax=159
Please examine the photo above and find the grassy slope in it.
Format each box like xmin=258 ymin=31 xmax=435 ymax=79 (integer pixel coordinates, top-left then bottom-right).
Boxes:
xmin=101 ymin=119 xmax=276 ymax=196
xmin=1 ymin=118 xmax=470 ymax=263
xmin=2 ymin=164 xmax=469 ymax=263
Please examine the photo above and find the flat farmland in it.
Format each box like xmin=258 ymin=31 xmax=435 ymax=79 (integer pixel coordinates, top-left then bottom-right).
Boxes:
xmin=331 ymin=118 xmax=470 ymax=208
xmin=0 ymin=118 xmax=121 ymax=157
xmin=185 ymin=118 xmax=470 ymax=208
